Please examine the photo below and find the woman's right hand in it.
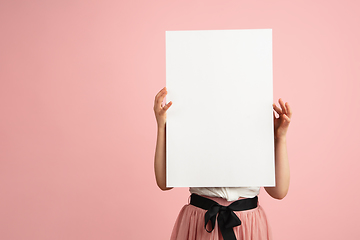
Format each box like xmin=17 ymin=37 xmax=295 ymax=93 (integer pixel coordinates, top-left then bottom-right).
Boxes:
xmin=153 ymin=87 xmax=172 ymax=128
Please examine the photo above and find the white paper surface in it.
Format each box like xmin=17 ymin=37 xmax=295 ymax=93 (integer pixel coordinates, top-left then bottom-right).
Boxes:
xmin=166 ymin=29 xmax=275 ymax=187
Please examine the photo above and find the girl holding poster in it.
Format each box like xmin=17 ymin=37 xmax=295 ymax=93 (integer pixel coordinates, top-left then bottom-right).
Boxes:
xmin=154 ymin=87 xmax=291 ymax=240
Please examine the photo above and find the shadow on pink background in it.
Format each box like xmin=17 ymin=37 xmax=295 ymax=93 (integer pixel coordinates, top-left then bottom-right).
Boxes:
xmin=1 ymin=1 xmax=359 ymax=239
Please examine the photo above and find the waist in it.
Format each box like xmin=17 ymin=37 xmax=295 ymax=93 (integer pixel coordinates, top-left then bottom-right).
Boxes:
xmin=190 ymin=193 xmax=258 ymax=210
xmin=196 ymin=195 xmax=248 ymax=206
xmin=189 ymin=187 xmax=260 ymax=201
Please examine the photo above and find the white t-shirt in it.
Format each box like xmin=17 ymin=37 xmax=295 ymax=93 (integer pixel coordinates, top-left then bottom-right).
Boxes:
xmin=189 ymin=187 xmax=260 ymax=201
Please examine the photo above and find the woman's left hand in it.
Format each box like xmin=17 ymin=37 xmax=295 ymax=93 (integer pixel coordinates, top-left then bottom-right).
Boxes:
xmin=273 ymin=98 xmax=292 ymax=140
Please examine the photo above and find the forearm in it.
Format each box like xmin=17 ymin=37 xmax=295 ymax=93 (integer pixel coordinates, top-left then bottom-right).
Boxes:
xmin=265 ymin=137 xmax=290 ymax=199
xmin=154 ymin=126 xmax=173 ymax=191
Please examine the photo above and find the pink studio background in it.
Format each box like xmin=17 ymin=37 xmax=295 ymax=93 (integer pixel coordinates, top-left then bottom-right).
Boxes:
xmin=0 ymin=1 xmax=359 ymax=239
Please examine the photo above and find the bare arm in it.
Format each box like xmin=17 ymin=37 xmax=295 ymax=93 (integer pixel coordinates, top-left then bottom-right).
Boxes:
xmin=265 ymin=137 xmax=290 ymax=199
xmin=153 ymin=87 xmax=173 ymax=191
xmin=265 ymin=99 xmax=292 ymax=200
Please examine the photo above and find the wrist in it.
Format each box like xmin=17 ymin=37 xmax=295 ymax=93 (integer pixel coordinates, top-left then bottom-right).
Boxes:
xmin=157 ymin=124 xmax=166 ymax=131
xmin=275 ymin=136 xmax=287 ymax=143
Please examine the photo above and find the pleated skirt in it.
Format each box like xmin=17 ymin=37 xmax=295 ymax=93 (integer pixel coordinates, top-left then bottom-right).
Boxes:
xmin=170 ymin=195 xmax=272 ymax=240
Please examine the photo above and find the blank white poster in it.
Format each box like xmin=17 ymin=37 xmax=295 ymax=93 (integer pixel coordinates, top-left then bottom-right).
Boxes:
xmin=166 ymin=29 xmax=275 ymax=187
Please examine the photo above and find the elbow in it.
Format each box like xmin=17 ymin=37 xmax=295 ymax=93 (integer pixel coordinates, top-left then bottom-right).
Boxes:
xmin=273 ymin=194 xmax=286 ymax=200
xmin=156 ymin=181 xmax=173 ymax=191
xmin=265 ymin=186 xmax=288 ymax=200
xmin=159 ymin=186 xmax=173 ymax=191
xmin=273 ymin=190 xmax=288 ymax=200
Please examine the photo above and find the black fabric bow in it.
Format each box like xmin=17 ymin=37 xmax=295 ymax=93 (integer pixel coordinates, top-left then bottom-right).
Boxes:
xmin=204 ymin=202 xmax=242 ymax=240
xmin=190 ymin=194 xmax=258 ymax=240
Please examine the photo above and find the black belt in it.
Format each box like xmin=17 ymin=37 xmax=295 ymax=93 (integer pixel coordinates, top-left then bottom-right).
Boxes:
xmin=190 ymin=193 xmax=258 ymax=240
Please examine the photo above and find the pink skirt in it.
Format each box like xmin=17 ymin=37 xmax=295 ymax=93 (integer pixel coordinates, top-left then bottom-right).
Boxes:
xmin=170 ymin=195 xmax=272 ymax=240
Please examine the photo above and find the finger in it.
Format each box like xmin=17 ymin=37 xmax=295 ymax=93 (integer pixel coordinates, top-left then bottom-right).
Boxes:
xmin=283 ymin=114 xmax=291 ymax=122
xmin=156 ymin=90 xmax=168 ymax=109
xmin=281 ymin=114 xmax=291 ymax=127
xmin=273 ymin=103 xmax=282 ymax=116
xmin=154 ymin=87 xmax=166 ymax=105
xmin=285 ymin=102 xmax=292 ymax=118
xmin=279 ymin=98 xmax=288 ymax=115
xmin=162 ymin=101 xmax=172 ymax=111
xmin=154 ymin=95 xmax=165 ymax=112
xmin=159 ymin=101 xmax=172 ymax=116
xmin=155 ymin=87 xmax=166 ymax=99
